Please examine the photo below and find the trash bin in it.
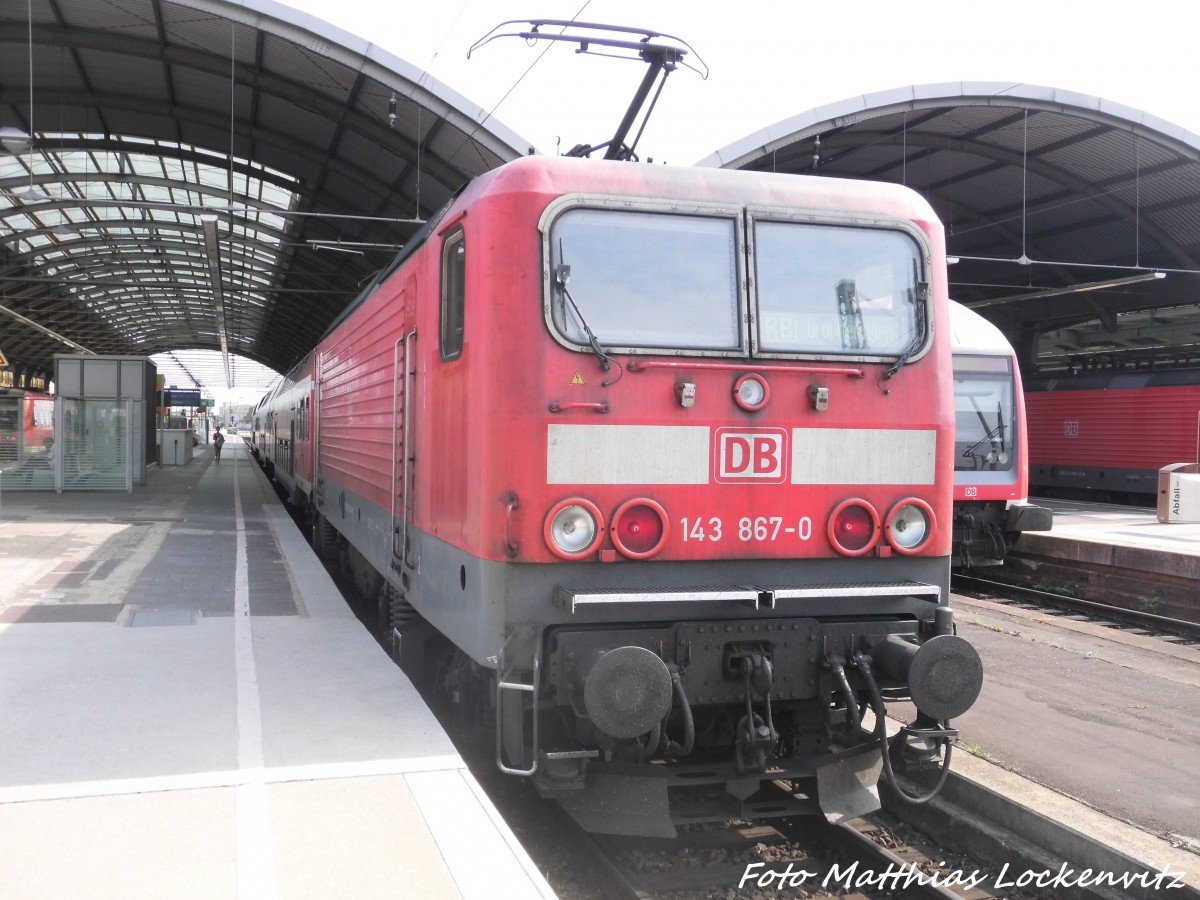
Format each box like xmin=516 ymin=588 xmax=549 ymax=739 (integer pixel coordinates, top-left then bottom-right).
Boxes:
xmin=1158 ymin=462 xmax=1200 ymax=523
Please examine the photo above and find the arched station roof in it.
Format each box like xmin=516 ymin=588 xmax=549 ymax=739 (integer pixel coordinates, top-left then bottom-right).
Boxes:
xmin=0 ymin=0 xmax=528 ymax=385
xmin=703 ymin=83 xmax=1200 ymax=375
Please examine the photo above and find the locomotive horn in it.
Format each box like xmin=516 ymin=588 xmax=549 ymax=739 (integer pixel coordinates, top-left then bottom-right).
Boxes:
xmin=584 ymin=646 xmax=674 ymax=739
xmin=871 ymin=634 xmax=982 ymax=721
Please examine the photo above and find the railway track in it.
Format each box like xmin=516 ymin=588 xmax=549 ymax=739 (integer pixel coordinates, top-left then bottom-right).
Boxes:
xmin=952 ymin=573 xmax=1200 ymax=644
xmin=575 ymin=808 xmax=1010 ymax=900
xmin=313 ymin=520 xmax=1167 ymax=900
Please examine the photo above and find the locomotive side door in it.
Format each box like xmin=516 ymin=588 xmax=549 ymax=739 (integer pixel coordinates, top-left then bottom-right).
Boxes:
xmin=391 ymin=274 xmax=417 ymax=568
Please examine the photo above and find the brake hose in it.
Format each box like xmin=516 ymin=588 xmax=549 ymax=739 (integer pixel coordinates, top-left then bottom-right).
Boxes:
xmin=831 ymin=659 xmax=862 ymax=738
xmin=659 ymin=670 xmax=695 ymax=758
xmin=856 ymin=652 xmax=953 ymax=805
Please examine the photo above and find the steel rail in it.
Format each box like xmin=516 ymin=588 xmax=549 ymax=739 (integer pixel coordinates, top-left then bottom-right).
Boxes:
xmin=953 ymin=573 xmax=1200 ymax=641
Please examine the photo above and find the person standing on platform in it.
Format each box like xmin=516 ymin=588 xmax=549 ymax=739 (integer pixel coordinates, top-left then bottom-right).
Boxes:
xmin=213 ymin=425 xmax=225 ymax=463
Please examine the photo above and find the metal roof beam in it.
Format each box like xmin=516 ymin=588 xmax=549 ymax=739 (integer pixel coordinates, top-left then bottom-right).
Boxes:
xmin=200 ymin=214 xmax=231 ymax=388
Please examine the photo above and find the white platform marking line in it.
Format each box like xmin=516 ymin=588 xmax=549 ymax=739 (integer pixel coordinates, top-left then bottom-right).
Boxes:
xmin=459 ymin=769 xmax=558 ymax=898
xmin=0 ymin=756 xmax=470 ymax=806
xmin=233 ymin=452 xmax=280 ymax=900
xmin=405 ymin=769 xmax=557 ymax=900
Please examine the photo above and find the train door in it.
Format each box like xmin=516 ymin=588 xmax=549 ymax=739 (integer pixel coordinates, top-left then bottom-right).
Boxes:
xmin=391 ymin=274 xmax=417 ymax=568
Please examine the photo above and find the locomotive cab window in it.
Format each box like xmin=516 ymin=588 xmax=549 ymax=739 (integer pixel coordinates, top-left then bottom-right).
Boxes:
xmin=546 ymin=207 xmax=742 ymax=353
xmin=543 ymin=202 xmax=930 ymax=362
xmin=753 ymin=220 xmax=928 ymax=359
xmin=440 ymin=229 xmax=466 ymax=361
xmin=953 ymin=354 xmax=1016 ymax=473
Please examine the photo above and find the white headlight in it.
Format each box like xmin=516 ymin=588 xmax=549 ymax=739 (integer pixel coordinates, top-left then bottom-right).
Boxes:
xmin=887 ymin=501 xmax=933 ymax=552
xmin=545 ymin=500 xmax=603 ymax=558
xmin=733 ymin=373 xmax=769 ymax=411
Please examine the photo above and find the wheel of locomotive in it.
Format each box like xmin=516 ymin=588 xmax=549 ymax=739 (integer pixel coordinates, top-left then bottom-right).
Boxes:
xmin=392 ymin=610 xmax=452 ymax=697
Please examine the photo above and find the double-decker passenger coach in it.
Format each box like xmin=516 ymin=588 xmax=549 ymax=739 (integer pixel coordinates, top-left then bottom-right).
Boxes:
xmin=252 ymin=155 xmax=982 ymax=836
xmin=949 ymin=301 xmax=1053 ymax=567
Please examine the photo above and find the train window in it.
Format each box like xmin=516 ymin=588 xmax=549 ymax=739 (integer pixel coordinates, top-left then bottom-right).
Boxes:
xmin=753 ymin=222 xmax=926 ymax=358
xmin=547 ymin=209 xmax=741 ymax=352
xmin=440 ymin=229 xmax=466 ymax=361
xmin=953 ymin=355 xmax=1016 ymax=473
xmin=32 ymin=400 xmax=54 ymax=427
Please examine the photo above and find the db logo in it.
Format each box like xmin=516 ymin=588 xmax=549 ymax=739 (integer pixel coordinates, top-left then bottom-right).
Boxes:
xmin=714 ymin=427 xmax=789 ymax=484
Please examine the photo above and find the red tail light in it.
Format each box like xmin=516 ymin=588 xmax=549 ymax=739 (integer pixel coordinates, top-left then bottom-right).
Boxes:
xmin=612 ymin=499 xmax=669 ymax=559
xmin=828 ymin=499 xmax=881 ymax=556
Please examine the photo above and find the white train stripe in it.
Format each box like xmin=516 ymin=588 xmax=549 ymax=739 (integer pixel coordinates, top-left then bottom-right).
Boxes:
xmin=791 ymin=427 xmax=936 ymax=485
xmin=547 ymin=424 xmax=711 ymax=485
xmin=546 ymin=424 xmax=937 ymax=485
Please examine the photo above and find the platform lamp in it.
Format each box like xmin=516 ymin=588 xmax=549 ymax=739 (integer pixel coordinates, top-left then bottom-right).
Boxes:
xmin=0 ymin=127 xmax=33 ymax=156
xmin=0 ymin=125 xmax=46 ymax=200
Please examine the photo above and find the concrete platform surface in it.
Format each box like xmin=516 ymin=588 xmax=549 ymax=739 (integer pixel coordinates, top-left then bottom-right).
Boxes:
xmin=1034 ymin=496 xmax=1200 ymax=557
xmin=0 ymin=442 xmax=556 ymax=900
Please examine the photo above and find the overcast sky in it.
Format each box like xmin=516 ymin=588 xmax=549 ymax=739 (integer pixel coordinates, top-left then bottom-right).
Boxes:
xmin=281 ymin=0 xmax=1200 ymax=166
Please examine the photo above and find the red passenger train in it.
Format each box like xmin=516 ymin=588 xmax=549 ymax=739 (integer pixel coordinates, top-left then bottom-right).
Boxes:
xmin=1025 ymin=372 xmax=1200 ymax=502
xmin=948 ymin=302 xmax=1052 ymax=567
xmin=251 ymin=155 xmax=982 ymax=836
xmin=0 ymin=387 xmax=55 ymax=462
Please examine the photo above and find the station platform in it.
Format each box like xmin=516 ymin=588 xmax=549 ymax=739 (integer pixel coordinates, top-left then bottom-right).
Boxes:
xmin=1029 ymin=496 xmax=1200 ymax=562
xmin=998 ymin=496 xmax=1200 ymax=614
xmin=0 ymin=441 xmax=556 ymax=900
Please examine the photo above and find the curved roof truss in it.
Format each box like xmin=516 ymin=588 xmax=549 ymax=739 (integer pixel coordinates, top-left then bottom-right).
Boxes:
xmin=0 ymin=0 xmax=527 ymax=383
xmin=705 ymin=83 xmax=1200 ymax=374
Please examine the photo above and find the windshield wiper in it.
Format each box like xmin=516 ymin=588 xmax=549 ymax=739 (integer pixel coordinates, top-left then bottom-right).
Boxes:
xmin=991 ymin=400 xmax=1006 ymax=456
xmin=962 ymin=398 xmax=1008 ymax=468
xmin=883 ymin=264 xmax=929 ymax=382
xmin=554 ymin=250 xmax=611 ymax=372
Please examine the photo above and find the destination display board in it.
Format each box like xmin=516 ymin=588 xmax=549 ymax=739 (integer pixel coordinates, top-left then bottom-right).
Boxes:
xmin=163 ymin=388 xmax=201 ymax=407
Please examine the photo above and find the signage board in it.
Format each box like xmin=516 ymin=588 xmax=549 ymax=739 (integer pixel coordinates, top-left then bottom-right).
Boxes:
xmin=163 ymin=388 xmax=201 ymax=407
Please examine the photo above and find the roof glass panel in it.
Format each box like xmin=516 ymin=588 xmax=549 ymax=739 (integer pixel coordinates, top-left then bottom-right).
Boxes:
xmin=2 ymin=132 xmax=301 ymax=368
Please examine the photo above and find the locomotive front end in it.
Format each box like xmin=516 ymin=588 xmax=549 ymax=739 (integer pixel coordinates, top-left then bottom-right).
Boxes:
xmin=482 ymin=160 xmax=982 ymax=837
xmin=949 ymin=301 xmax=1053 ymax=567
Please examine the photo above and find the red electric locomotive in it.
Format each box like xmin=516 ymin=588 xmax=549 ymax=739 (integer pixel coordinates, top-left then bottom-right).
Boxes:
xmin=949 ymin=302 xmax=1052 ymax=567
xmin=252 ymin=155 xmax=982 ymax=836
